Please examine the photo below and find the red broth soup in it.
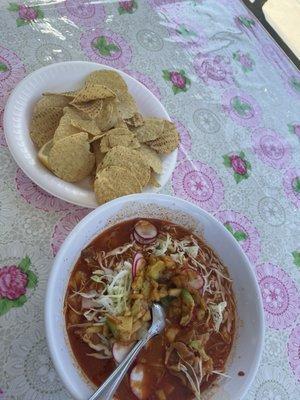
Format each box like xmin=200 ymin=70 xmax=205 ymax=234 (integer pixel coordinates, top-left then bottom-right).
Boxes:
xmin=65 ymin=219 xmax=236 ymax=400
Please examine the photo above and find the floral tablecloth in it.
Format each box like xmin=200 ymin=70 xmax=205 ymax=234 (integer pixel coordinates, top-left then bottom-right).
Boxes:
xmin=0 ymin=0 xmax=300 ymax=399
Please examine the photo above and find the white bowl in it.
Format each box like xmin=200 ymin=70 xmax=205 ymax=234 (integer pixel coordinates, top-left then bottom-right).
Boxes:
xmin=4 ymin=61 xmax=177 ymax=208
xmin=45 ymin=194 xmax=264 ymax=400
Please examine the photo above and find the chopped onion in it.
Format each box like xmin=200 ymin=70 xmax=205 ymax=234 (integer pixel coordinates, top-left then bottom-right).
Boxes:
xmin=134 ymin=220 xmax=158 ymax=240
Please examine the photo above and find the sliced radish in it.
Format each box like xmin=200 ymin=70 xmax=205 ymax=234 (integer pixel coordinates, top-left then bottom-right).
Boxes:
xmin=132 ymin=253 xmax=146 ymax=278
xmin=188 ymin=275 xmax=204 ymax=290
xmin=133 ymin=230 xmax=156 ymax=245
xmin=112 ymin=342 xmax=134 ymax=364
xmin=130 ymin=364 xmax=147 ymax=400
xmin=134 ymin=220 xmax=158 ymax=240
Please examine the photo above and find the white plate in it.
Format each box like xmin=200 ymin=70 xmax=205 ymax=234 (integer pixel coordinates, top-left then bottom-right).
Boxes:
xmin=4 ymin=61 xmax=177 ymax=208
xmin=45 ymin=194 xmax=264 ymax=400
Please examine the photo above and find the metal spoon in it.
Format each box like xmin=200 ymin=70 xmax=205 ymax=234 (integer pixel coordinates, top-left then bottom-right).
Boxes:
xmin=88 ymin=303 xmax=166 ymax=400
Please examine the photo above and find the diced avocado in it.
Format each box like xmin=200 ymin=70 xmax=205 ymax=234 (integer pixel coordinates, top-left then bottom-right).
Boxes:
xmin=142 ymin=280 xmax=151 ymax=298
xmin=106 ymin=315 xmax=133 ymax=340
xmin=106 ymin=317 xmax=118 ymax=336
xmin=180 ymin=289 xmax=195 ymax=326
xmin=118 ymin=315 xmax=133 ymax=332
xmin=190 ymin=340 xmax=202 ymax=353
xmin=189 ymin=340 xmax=210 ymax=362
xmin=156 ymin=389 xmax=167 ymax=400
xmin=182 ymin=288 xmax=194 ymax=306
xmin=165 ymin=326 xmax=180 ymax=343
xmin=147 ymin=260 xmax=166 ymax=280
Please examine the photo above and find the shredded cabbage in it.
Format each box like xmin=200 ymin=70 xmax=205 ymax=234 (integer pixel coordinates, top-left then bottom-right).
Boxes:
xmin=153 ymin=233 xmax=172 ymax=256
xmin=208 ymin=301 xmax=227 ymax=332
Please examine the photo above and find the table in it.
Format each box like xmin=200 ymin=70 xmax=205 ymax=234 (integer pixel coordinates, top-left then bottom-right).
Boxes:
xmin=0 ymin=1 xmax=300 ymax=399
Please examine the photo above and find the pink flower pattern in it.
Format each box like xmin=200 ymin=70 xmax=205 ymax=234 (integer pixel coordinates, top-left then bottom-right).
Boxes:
xmin=51 ymin=208 xmax=90 ymax=256
xmin=172 ymin=160 xmax=224 ymax=212
xmin=230 ymin=155 xmax=247 ymax=175
xmin=283 ymin=168 xmax=300 ymax=209
xmin=171 ymin=118 xmax=192 ymax=162
xmin=0 ymin=265 xmax=27 ymax=300
xmin=123 ymin=69 xmax=161 ymax=100
xmin=15 ymin=168 xmax=75 ymax=212
xmin=56 ymin=0 xmax=106 ymax=28
xmin=18 ymin=5 xmax=38 ymax=20
xmin=0 ymin=45 xmax=25 ymax=92
xmin=252 ymin=128 xmax=291 ymax=170
xmin=215 ymin=210 xmax=261 ymax=264
xmin=256 ymin=263 xmax=300 ymax=330
xmin=80 ymin=28 xmax=132 ymax=69
xmin=170 ymin=71 xmax=186 ymax=89
xmin=288 ymin=324 xmax=300 ymax=382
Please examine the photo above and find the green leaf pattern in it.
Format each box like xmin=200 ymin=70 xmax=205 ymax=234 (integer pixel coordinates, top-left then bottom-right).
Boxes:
xmin=0 ymin=62 xmax=8 ymax=72
xmin=293 ymin=177 xmax=300 ymax=193
xmin=292 ymin=251 xmax=300 ymax=267
xmin=225 ymin=223 xmax=248 ymax=242
xmin=93 ymin=36 xmax=120 ymax=56
xmin=232 ymin=97 xmax=252 ymax=116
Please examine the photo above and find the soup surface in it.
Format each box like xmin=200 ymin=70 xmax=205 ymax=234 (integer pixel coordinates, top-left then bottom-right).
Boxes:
xmin=65 ymin=218 xmax=236 ymax=400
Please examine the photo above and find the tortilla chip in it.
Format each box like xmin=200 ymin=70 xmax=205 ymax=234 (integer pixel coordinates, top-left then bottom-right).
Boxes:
xmin=100 ymin=135 xmax=110 ymax=153
xmin=115 ymin=118 xmax=128 ymax=129
xmin=147 ymin=121 xmax=179 ymax=154
xmin=125 ymin=112 xmax=144 ymax=128
xmin=117 ymin=91 xmax=139 ymax=120
xmin=94 ymin=166 xmax=142 ymax=204
xmin=70 ymin=84 xmax=115 ymax=104
xmin=85 ymin=70 xmax=128 ymax=96
xmin=95 ymin=98 xmax=118 ymax=132
xmin=53 ymin=113 xmax=81 ymax=142
xmin=39 ymin=93 xmax=71 ymax=109
xmin=69 ymin=115 xmax=102 ymax=136
xmin=106 ymin=127 xmax=134 ymax=147
xmin=72 ymin=98 xmax=104 ymax=119
xmin=108 ymin=133 xmax=135 ymax=148
xmin=45 ymin=90 xmax=78 ymax=99
xmin=138 ymin=144 xmax=163 ymax=174
xmin=48 ymin=132 xmax=95 ymax=182
xmin=30 ymin=106 xmax=63 ymax=148
xmin=37 ymin=139 xmax=53 ymax=170
xmin=101 ymin=146 xmax=150 ymax=187
xmin=133 ymin=117 xmax=164 ymax=143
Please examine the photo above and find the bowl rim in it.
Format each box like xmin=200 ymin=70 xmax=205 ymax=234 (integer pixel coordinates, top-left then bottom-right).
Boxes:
xmin=3 ymin=61 xmax=177 ymax=209
xmin=45 ymin=193 xmax=265 ymax=400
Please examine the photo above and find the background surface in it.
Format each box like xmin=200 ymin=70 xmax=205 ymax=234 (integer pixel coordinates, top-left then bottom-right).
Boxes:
xmin=0 ymin=1 xmax=300 ymax=399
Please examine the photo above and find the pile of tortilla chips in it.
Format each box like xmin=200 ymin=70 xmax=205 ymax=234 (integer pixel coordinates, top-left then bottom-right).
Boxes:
xmin=30 ymin=70 xmax=179 ymax=204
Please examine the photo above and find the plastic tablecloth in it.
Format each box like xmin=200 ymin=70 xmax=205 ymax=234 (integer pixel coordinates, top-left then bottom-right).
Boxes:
xmin=0 ymin=1 xmax=300 ymax=399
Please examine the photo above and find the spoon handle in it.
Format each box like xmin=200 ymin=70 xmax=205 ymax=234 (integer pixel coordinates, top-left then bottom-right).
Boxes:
xmin=88 ymin=334 xmax=150 ymax=400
